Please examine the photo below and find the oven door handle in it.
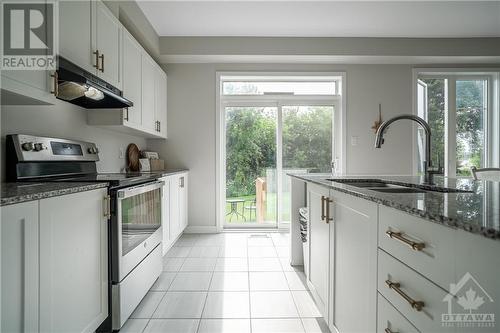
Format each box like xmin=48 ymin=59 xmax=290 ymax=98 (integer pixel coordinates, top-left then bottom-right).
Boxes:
xmin=117 ymin=180 xmax=164 ymax=199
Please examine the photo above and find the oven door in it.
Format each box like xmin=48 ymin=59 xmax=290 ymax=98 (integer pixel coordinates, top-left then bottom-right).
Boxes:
xmin=114 ymin=180 xmax=163 ymax=282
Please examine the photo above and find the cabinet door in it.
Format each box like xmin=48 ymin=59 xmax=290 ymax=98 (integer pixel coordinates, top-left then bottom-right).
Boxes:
xmin=39 ymin=189 xmax=108 ymax=333
xmin=141 ymin=55 xmax=156 ymax=132
xmin=455 ymin=230 xmax=500 ymax=333
xmin=59 ymin=0 xmax=96 ymax=73
xmin=155 ymin=67 xmax=167 ymax=138
xmin=306 ymin=183 xmax=331 ymax=318
xmin=179 ymin=173 xmax=188 ymax=230
xmin=0 ymin=201 xmax=39 ymax=333
xmin=169 ymin=175 xmax=181 ymax=240
xmin=333 ymin=192 xmax=377 ymax=333
xmin=122 ymin=29 xmax=143 ymax=126
xmin=95 ymin=1 xmax=121 ymax=89
xmin=161 ymin=178 xmax=171 ymax=256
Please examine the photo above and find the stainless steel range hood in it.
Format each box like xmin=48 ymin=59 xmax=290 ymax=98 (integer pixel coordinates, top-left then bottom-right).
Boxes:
xmin=55 ymin=56 xmax=133 ymax=109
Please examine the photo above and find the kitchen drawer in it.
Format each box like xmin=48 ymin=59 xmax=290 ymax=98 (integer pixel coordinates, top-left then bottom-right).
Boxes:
xmin=378 ymin=249 xmax=453 ymax=333
xmin=379 ymin=206 xmax=455 ymax=291
xmin=377 ymin=293 xmax=419 ymax=333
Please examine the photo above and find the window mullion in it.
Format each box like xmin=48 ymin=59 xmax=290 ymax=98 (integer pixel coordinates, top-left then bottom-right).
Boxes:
xmin=445 ymin=78 xmax=457 ymax=177
xmin=276 ymin=102 xmax=283 ymax=228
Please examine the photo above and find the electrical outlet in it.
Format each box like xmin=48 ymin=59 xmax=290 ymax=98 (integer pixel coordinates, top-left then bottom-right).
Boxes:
xmin=351 ymin=136 xmax=359 ymax=146
xmin=119 ymin=148 xmax=125 ymax=159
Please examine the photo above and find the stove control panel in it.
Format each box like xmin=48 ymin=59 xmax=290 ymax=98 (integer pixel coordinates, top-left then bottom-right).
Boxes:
xmin=9 ymin=134 xmax=100 ymax=162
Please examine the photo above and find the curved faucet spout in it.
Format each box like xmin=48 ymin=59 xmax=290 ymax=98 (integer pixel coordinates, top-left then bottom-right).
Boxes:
xmin=374 ymin=114 xmax=435 ymax=184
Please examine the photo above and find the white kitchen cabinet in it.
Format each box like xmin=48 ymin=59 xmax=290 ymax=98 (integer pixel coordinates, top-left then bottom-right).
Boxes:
xmin=1 ymin=0 xmax=55 ymax=106
xmin=122 ymin=29 xmax=143 ymax=127
xmin=59 ymin=0 xmax=96 ymax=73
xmin=87 ymin=28 xmax=167 ymax=139
xmin=169 ymin=173 xmax=189 ymax=242
xmin=377 ymin=293 xmax=419 ymax=333
xmin=39 ymin=188 xmax=108 ymax=333
xmin=332 ymin=191 xmax=378 ymax=333
xmin=1 ymin=201 xmax=40 ymax=333
xmin=306 ymin=182 xmax=331 ymax=319
xmin=161 ymin=177 xmax=172 ymax=255
xmin=95 ymin=1 xmax=122 ymax=89
xmin=161 ymin=173 xmax=189 ymax=255
xmin=141 ymin=54 xmax=157 ymax=132
xmin=454 ymin=230 xmax=500 ymax=333
xmin=155 ymin=66 xmax=168 ymax=137
xmin=1 ymin=69 xmax=55 ymax=105
xmin=59 ymin=0 xmax=121 ymax=88
xmin=179 ymin=173 xmax=188 ymax=230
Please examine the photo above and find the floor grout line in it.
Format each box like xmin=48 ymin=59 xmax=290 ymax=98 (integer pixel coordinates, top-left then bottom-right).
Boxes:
xmin=126 ymin=232 xmax=309 ymax=333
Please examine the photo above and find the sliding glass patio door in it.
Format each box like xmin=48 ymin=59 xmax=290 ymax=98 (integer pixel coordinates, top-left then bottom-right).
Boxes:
xmin=223 ymin=102 xmax=336 ymax=229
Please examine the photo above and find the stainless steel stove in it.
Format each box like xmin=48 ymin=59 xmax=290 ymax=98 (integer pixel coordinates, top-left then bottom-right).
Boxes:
xmin=6 ymin=134 xmax=163 ymax=331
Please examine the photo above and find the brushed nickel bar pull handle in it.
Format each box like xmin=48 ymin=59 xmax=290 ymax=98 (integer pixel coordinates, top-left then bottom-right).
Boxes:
xmin=103 ymin=195 xmax=111 ymax=219
xmin=385 ymin=279 xmax=424 ymax=312
xmin=386 ymin=230 xmax=425 ymax=251
xmin=93 ymin=50 xmax=100 ymax=70
xmin=325 ymin=197 xmax=333 ymax=223
xmin=158 ymin=121 xmax=161 ymax=132
xmin=385 ymin=328 xmax=398 ymax=333
xmin=50 ymin=71 xmax=58 ymax=97
xmin=99 ymin=53 xmax=104 ymax=72
xmin=124 ymin=108 xmax=129 ymax=121
xmin=320 ymin=196 xmax=326 ymax=221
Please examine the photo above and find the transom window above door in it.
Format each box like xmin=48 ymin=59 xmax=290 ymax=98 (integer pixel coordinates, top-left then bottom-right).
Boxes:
xmin=217 ymin=73 xmax=345 ymax=230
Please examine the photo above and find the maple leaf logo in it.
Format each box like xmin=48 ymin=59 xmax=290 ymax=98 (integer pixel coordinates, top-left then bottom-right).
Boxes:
xmin=457 ymin=288 xmax=485 ymax=313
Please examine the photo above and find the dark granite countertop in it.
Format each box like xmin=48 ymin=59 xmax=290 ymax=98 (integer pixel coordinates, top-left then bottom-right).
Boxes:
xmin=145 ymin=168 xmax=189 ymax=177
xmin=1 ymin=182 xmax=109 ymax=207
xmin=289 ymin=173 xmax=500 ymax=241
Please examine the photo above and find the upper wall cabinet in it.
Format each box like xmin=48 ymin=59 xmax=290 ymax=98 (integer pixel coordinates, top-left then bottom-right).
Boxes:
xmin=88 ymin=26 xmax=167 ymax=139
xmin=59 ymin=0 xmax=96 ymax=73
xmin=122 ymin=29 xmax=143 ymax=127
xmin=1 ymin=1 xmax=54 ymax=105
xmin=95 ymin=1 xmax=122 ymax=89
xmin=141 ymin=55 xmax=157 ymax=133
xmin=59 ymin=0 xmax=121 ymax=89
xmin=155 ymin=66 xmax=168 ymax=138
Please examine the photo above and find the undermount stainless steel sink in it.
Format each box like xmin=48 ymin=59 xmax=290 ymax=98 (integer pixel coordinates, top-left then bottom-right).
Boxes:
xmin=326 ymin=179 xmax=472 ymax=194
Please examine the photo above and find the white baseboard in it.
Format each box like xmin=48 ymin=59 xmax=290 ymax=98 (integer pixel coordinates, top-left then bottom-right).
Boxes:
xmin=184 ymin=225 xmax=219 ymax=234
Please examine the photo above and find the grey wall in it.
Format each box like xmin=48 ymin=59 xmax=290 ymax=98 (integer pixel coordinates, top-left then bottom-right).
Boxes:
xmin=1 ymin=100 xmax=147 ymax=181
xmin=147 ymin=63 xmax=415 ymax=229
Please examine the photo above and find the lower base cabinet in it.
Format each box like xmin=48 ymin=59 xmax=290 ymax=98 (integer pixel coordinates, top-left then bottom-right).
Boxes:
xmin=1 ymin=201 xmax=40 ymax=333
xmin=301 ymin=179 xmax=500 ymax=333
xmin=1 ymin=188 xmax=108 ymax=333
xmin=332 ymin=191 xmax=378 ymax=333
xmin=161 ymin=172 xmax=189 ymax=255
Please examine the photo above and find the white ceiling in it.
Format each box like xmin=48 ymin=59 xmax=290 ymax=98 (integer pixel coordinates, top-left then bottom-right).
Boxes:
xmin=137 ymin=1 xmax=500 ymax=38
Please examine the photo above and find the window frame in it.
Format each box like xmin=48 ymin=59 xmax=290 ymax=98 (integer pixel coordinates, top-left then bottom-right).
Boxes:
xmin=412 ymin=68 xmax=500 ymax=177
xmin=216 ymin=71 xmax=346 ymax=231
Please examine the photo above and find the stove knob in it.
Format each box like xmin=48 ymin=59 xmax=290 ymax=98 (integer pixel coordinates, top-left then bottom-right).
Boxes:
xmin=22 ymin=142 xmax=34 ymax=151
xmin=87 ymin=147 xmax=94 ymax=154
xmin=95 ymin=147 xmax=99 ymax=154
xmin=33 ymin=143 xmax=45 ymax=151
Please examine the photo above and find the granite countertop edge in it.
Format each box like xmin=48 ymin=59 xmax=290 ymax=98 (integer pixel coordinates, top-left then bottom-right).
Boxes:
xmin=289 ymin=173 xmax=500 ymax=241
xmin=1 ymin=182 xmax=109 ymax=207
xmin=153 ymin=169 xmax=189 ymax=177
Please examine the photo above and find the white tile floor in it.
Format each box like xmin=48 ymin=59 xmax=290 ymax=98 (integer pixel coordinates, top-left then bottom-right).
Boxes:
xmin=122 ymin=232 xmax=330 ymax=333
